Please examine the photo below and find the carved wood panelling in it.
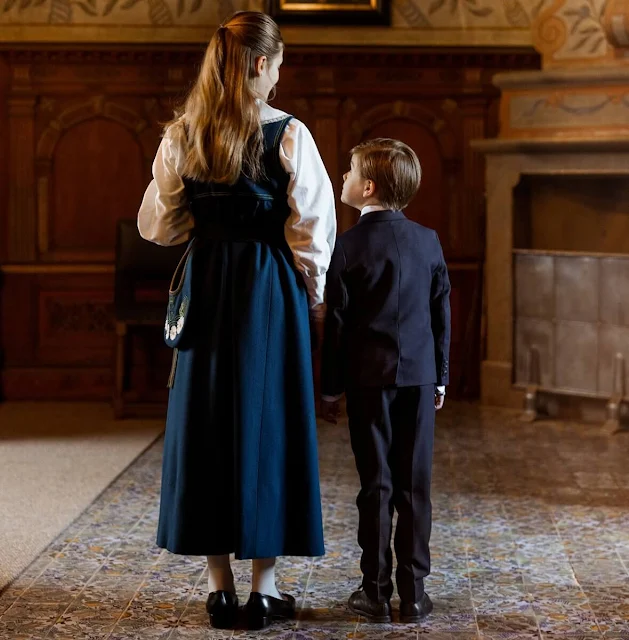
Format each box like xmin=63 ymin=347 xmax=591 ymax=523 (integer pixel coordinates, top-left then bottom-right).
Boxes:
xmin=40 ymin=291 xmax=114 ymax=342
xmin=2 ymin=273 xmax=113 ymax=366
xmin=1 ymin=271 xmax=173 ymax=399
xmin=35 ymin=97 xmax=157 ymax=262
xmin=449 ymin=262 xmax=484 ymax=398
xmin=2 ymin=367 xmax=113 ymax=401
xmin=8 ymin=97 xmax=37 ymax=263
xmin=0 ymin=56 xmax=9 ymax=263
xmin=462 ymin=105 xmax=489 ymax=257
xmin=0 ymin=45 xmax=540 ymax=402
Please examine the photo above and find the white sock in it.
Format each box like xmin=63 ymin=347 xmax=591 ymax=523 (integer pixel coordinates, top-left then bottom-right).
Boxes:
xmin=252 ymin=557 xmax=281 ymax=599
xmin=207 ymin=554 xmax=235 ymax=594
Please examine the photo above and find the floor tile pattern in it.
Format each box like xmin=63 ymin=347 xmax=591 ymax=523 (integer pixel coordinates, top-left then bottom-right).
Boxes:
xmin=2 ymin=403 xmax=629 ymax=639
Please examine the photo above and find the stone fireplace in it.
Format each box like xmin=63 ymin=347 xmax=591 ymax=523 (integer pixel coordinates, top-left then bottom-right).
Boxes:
xmin=473 ymin=0 xmax=629 ymax=426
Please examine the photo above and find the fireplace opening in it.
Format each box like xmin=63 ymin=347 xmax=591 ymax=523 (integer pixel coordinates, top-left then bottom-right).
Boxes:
xmin=513 ymin=174 xmax=629 ymax=254
xmin=512 ymin=174 xmax=629 ymax=401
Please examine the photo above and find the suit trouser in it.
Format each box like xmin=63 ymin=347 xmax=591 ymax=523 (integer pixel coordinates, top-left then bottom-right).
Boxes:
xmin=346 ymin=385 xmax=435 ymax=604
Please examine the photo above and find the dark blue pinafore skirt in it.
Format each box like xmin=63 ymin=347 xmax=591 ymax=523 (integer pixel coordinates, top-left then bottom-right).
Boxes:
xmin=156 ymin=116 xmax=325 ymax=559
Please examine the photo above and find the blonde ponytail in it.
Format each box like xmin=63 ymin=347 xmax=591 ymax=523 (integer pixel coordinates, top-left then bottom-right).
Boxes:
xmin=171 ymin=11 xmax=283 ymax=185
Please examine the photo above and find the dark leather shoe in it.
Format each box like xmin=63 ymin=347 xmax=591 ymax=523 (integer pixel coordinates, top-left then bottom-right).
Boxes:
xmin=400 ymin=592 xmax=433 ymax=623
xmin=245 ymin=592 xmax=296 ymax=630
xmin=205 ymin=590 xmax=238 ymax=629
xmin=348 ymin=589 xmax=392 ymax=623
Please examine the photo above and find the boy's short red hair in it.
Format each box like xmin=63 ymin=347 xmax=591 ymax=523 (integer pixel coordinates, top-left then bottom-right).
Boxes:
xmin=350 ymin=138 xmax=421 ymax=210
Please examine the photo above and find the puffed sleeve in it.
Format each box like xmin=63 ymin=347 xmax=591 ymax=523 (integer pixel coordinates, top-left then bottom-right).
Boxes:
xmin=137 ymin=121 xmax=195 ymax=246
xmin=279 ymin=119 xmax=337 ymax=311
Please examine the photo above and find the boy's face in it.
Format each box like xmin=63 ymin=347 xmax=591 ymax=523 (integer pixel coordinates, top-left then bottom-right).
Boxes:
xmin=341 ymin=154 xmax=375 ymax=210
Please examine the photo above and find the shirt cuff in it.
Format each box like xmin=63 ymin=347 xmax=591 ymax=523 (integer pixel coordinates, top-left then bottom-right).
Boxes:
xmin=304 ymin=274 xmax=326 ymax=309
xmin=436 ymin=386 xmax=446 ymax=395
xmin=322 ymin=394 xmax=344 ymax=402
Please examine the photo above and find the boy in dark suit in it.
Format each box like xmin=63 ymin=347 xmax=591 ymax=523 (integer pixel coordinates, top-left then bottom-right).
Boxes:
xmin=320 ymin=138 xmax=451 ymax=623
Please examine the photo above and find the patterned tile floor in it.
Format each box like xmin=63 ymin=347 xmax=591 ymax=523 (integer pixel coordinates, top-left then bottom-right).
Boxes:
xmin=2 ymin=402 xmax=629 ymax=639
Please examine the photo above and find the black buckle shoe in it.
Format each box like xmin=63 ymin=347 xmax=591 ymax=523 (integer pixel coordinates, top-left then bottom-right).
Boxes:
xmin=348 ymin=589 xmax=392 ymax=623
xmin=400 ymin=592 xmax=433 ymax=623
xmin=206 ymin=590 xmax=239 ymax=629
xmin=245 ymin=592 xmax=296 ymax=630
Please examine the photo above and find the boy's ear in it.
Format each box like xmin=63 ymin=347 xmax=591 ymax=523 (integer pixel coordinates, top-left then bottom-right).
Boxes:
xmin=364 ymin=179 xmax=376 ymax=198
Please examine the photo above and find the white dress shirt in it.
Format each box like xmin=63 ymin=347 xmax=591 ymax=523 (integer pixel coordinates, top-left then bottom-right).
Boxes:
xmin=137 ymin=101 xmax=336 ymax=310
xmin=360 ymin=204 xmax=388 ymax=217
xmin=321 ymin=204 xmax=445 ymax=402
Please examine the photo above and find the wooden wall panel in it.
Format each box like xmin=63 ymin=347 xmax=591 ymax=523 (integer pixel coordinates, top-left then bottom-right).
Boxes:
xmin=1 ymin=269 xmax=173 ymax=399
xmin=49 ymin=119 xmax=146 ymax=259
xmin=448 ymin=263 xmax=484 ymax=398
xmin=2 ymin=273 xmax=114 ymax=367
xmin=35 ymin=94 xmax=160 ymax=262
xmin=0 ymin=45 xmax=540 ymax=404
xmin=1 ymin=274 xmax=38 ymax=367
xmin=0 ymin=56 xmax=8 ymax=263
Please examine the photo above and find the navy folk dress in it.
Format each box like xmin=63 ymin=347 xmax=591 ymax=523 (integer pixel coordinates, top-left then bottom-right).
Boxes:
xmin=156 ymin=116 xmax=325 ymax=559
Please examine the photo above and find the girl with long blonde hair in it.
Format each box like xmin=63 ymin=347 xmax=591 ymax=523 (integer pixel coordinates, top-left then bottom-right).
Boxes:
xmin=138 ymin=10 xmax=335 ymax=631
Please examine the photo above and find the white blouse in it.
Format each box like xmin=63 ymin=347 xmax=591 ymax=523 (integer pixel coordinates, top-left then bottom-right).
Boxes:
xmin=137 ymin=101 xmax=337 ymax=310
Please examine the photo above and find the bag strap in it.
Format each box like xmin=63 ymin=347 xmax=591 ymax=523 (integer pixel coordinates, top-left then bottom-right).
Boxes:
xmin=169 ymin=238 xmax=195 ymax=294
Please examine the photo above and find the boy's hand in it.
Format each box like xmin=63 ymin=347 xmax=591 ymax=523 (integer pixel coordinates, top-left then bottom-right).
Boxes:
xmin=435 ymin=393 xmax=445 ymax=410
xmin=321 ymin=399 xmax=340 ymax=424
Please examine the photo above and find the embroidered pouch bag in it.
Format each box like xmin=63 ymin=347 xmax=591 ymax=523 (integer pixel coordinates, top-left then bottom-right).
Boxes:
xmin=164 ymin=238 xmax=195 ymax=349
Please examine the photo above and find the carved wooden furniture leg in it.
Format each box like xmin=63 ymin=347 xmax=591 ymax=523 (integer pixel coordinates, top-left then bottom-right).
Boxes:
xmin=604 ymin=352 xmax=626 ymax=435
xmin=521 ymin=346 xmax=540 ymax=422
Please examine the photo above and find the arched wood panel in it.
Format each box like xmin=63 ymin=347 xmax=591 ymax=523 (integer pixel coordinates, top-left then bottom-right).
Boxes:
xmin=50 ymin=118 xmax=145 ymax=260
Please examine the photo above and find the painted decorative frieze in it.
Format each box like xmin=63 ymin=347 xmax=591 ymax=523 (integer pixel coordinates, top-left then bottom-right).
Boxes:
xmin=533 ymin=0 xmax=629 ymax=67
xmin=394 ymin=0 xmax=552 ymax=29
xmin=499 ymin=71 xmax=629 ymax=137
xmin=490 ymin=1 xmax=629 ymax=140
xmin=0 ymin=0 xmax=554 ymax=44
xmin=0 ymin=0 xmax=553 ymax=28
xmin=0 ymin=0 xmax=244 ymax=26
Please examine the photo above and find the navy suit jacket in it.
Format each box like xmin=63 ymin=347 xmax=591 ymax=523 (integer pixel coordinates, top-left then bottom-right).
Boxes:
xmin=321 ymin=209 xmax=451 ymax=397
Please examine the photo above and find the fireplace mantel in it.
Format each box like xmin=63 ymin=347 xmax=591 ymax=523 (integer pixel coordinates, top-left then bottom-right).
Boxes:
xmin=486 ymin=64 xmax=629 ymax=141
xmin=474 ymin=136 xmax=629 ymax=415
xmin=472 ymin=0 xmax=629 ymax=425
xmin=473 ymin=138 xmax=629 ymax=155
xmin=493 ymin=66 xmax=629 ymax=89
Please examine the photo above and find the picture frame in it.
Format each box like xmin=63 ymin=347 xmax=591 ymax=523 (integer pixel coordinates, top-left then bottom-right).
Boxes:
xmin=268 ymin=0 xmax=391 ymax=26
